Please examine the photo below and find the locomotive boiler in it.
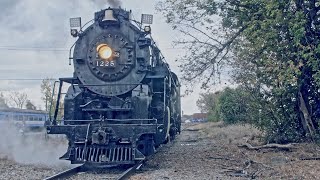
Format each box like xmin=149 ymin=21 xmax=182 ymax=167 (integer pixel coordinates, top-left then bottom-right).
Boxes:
xmin=46 ymin=7 xmax=181 ymax=166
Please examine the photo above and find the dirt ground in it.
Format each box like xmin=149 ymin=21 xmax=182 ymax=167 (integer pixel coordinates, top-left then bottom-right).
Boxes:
xmin=131 ymin=122 xmax=320 ymax=180
xmin=1 ymin=123 xmax=320 ymax=179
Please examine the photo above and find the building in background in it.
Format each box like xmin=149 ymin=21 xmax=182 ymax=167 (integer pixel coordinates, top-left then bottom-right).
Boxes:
xmin=182 ymin=113 xmax=208 ymax=123
xmin=192 ymin=113 xmax=208 ymax=122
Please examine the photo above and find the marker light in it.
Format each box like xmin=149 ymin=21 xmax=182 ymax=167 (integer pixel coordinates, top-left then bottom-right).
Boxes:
xmin=70 ymin=29 xmax=78 ymax=37
xmin=144 ymin=26 xmax=151 ymax=34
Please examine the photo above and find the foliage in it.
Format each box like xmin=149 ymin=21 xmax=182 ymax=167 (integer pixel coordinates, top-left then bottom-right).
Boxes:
xmin=196 ymin=91 xmax=222 ymax=121
xmin=197 ymin=87 xmax=261 ymax=125
xmin=222 ymin=0 xmax=320 ymax=142
xmin=158 ymin=0 xmax=320 ymax=143
xmin=219 ymin=87 xmax=250 ymax=124
xmin=197 ymin=92 xmax=217 ymax=113
xmin=25 ymin=100 xmax=37 ymax=110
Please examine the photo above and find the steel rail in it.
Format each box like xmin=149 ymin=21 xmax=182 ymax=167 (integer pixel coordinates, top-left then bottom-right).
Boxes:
xmin=116 ymin=161 xmax=144 ymax=180
xmin=44 ymin=160 xmax=144 ymax=180
xmin=43 ymin=164 xmax=85 ymax=180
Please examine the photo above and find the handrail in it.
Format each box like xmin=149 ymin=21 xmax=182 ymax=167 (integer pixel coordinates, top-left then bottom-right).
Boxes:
xmin=49 ymin=80 xmax=59 ymax=122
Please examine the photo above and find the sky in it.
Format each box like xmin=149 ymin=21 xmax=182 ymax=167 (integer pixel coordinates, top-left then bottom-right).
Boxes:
xmin=0 ymin=0 xmax=231 ymax=114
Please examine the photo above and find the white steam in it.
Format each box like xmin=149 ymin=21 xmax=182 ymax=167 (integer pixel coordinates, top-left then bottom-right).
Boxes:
xmin=0 ymin=121 xmax=70 ymax=168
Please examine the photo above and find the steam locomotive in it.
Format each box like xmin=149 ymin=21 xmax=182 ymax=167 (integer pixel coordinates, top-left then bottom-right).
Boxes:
xmin=46 ymin=7 xmax=181 ymax=166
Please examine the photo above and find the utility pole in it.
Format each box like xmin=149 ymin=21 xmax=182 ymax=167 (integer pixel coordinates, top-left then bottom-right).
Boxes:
xmin=45 ymin=96 xmax=48 ymax=112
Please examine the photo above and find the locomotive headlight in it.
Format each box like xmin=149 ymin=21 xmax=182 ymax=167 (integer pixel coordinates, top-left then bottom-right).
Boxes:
xmin=97 ymin=44 xmax=113 ymax=60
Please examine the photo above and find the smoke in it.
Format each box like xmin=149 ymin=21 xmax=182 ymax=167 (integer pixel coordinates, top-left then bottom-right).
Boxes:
xmin=92 ymin=0 xmax=122 ymax=8
xmin=0 ymin=121 xmax=70 ymax=168
xmin=107 ymin=0 xmax=122 ymax=7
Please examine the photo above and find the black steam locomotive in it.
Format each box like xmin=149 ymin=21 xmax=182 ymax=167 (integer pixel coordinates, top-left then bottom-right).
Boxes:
xmin=46 ymin=7 xmax=181 ymax=166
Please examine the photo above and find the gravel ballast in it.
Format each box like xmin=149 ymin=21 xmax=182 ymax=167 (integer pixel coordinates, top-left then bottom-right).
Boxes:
xmin=1 ymin=123 xmax=320 ymax=180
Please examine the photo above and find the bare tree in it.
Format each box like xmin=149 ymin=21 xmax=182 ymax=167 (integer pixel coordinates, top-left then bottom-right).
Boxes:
xmin=156 ymin=1 xmax=244 ymax=89
xmin=40 ymin=78 xmax=64 ymax=119
xmin=9 ymin=91 xmax=28 ymax=109
xmin=41 ymin=78 xmax=54 ymax=111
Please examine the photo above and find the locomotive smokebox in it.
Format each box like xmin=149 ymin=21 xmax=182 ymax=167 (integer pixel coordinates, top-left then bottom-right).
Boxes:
xmin=73 ymin=7 xmax=149 ymax=97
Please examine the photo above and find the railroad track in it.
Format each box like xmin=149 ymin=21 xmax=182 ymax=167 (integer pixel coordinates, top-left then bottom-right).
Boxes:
xmin=44 ymin=161 xmax=144 ymax=180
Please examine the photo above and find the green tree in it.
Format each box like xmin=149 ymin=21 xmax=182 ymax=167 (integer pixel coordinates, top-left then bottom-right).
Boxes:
xmin=158 ymin=0 xmax=320 ymax=142
xmin=196 ymin=92 xmax=221 ymax=122
xmin=222 ymin=0 xmax=320 ymax=142
xmin=197 ymin=92 xmax=219 ymax=113
xmin=25 ymin=100 xmax=37 ymax=110
xmin=218 ymin=87 xmax=262 ymax=125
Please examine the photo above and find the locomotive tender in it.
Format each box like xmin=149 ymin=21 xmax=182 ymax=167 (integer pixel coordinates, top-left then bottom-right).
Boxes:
xmin=47 ymin=7 xmax=181 ymax=166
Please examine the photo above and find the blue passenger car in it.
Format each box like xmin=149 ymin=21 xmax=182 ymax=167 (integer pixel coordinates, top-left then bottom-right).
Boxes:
xmin=0 ymin=108 xmax=48 ymax=131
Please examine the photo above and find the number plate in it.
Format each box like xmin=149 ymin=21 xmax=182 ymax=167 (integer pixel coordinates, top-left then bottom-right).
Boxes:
xmin=96 ymin=60 xmax=116 ymax=67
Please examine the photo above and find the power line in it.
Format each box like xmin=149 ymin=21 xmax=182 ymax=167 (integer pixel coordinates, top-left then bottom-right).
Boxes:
xmin=0 ymin=45 xmax=185 ymax=52
xmin=0 ymin=45 xmax=67 ymax=48
xmin=0 ymin=47 xmax=68 ymax=52
xmin=0 ymin=79 xmax=57 ymax=81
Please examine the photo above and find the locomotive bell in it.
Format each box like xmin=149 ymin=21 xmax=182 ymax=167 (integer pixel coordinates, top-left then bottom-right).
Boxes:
xmin=102 ymin=9 xmax=117 ymax=22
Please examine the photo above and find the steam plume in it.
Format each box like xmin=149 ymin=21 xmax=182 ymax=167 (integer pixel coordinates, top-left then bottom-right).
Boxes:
xmin=108 ymin=0 xmax=122 ymax=7
xmin=92 ymin=0 xmax=122 ymax=8
xmin=0 ymin=122 xmax=70 ymax=168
